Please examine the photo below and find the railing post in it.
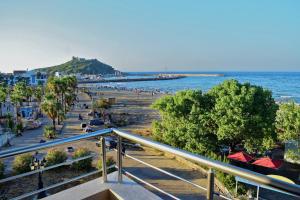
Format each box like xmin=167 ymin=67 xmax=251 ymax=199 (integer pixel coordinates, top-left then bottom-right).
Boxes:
xmin=117 ymin=135 xmax=122 ymax=183
xmin=207 ymin=168 xmax=214 ymax=200
xmin=101 ymin=137 xmax=107 ymax=183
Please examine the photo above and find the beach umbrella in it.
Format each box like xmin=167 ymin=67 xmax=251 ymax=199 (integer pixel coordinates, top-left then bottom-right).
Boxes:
xmin=227 ymin=151 xmax=253 ymax=163
xmin=252 ymin=157 xmax=283 ymax=169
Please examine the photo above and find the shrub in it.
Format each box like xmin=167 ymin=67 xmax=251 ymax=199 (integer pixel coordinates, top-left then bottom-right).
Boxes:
xmin=44 ymin=125 xmax=56 ymax=139
xmin=72 ymin=148 xmax=92 ymax=170
xmin=45 ymin=149 xmax=68 ymax=167
xmin=6 ymin=114 xmax=14 ymax=130
xmin=13 ymin=154 xmax=33 ymax=174
xmin=97 ymin=156 xmax=115 ymax=173
xmin=0 ymin=160 xmax=5 ymax=178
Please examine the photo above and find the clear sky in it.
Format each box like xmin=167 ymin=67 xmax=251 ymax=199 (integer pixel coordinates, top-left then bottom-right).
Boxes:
xmin=0 ymin=0 xmax=299 ymax=72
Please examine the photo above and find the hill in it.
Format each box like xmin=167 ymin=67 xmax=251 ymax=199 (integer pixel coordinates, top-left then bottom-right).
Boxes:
xmin=35 ymin=57 xmax=122 ymax=76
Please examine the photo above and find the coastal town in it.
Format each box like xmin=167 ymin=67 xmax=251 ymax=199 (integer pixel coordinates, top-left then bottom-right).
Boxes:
xmin=0 ymin=60 xmax=299 ymax=200
xmin=0 ymin=1 xmax=300 ymax=199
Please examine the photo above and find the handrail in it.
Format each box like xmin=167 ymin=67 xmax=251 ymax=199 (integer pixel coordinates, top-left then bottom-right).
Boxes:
xmin=0 ymin=129 xmax=112 ymax=158
xmin=112 ymin=128 xmax=300 ymax=197
xmin=1 ymin=128 xmax=300 ymax=198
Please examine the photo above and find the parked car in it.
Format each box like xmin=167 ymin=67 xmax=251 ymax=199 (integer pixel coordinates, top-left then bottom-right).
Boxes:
xmin=66 ymin=146 xmax=75 ymax=153
xmin=89 ymin=119 xmax=104 ymax=126
xmin=84 ymin=126 xmax=93 ymax=133
xmin=96 ymin=136 xmax=117 ymax=149
xmin=80 ymin=123 xmax=87 ymax=130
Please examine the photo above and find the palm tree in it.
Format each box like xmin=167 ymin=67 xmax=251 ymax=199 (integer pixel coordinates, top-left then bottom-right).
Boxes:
xmin=34 ymin=85 xmax=44 ymax=104
xmin=40 ymin=93 xmax=61 ymax=130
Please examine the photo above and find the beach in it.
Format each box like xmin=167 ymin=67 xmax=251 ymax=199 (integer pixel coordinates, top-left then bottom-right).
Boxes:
xmin=85 ymin=86 xmax=163 ymax=134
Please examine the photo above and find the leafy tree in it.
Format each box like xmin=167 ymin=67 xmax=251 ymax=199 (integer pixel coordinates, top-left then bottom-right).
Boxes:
xmin=11 ymin=81 xmax=27 ymax=107
xmin=276 ymin=102 xmax=300 ymax=142
xmin=34 ymin=85 xmax=44 ymax=103
xmin=152 ymin=90 xmax=217 ymax=154
xmin=11 ymin=82 xmax=28 ymax=121
xmin=25 ymin=86 xmax=33 ymax=103
xmin=208 ymin=80 xmax=278 ymax=152
xmin=152 ymin=80 xmax=278 ymax=154
xmin=41 ymin=93 xmax=61 ymax=130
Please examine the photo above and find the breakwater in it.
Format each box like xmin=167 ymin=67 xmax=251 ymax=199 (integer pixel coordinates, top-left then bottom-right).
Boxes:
xmin=78 ymin=75 xmax=185 ymax=84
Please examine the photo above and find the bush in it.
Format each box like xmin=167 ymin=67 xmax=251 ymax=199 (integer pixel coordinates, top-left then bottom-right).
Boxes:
xmin=45 ymin=149 xmax=68 ymax=167
xmin=97 ymin=156 xmax=115 ymax=173
xmin=6 ymin=114 xmax=14 ymax=130
xmin=72 ymin=148 xmax=92 ymax=170
xmin=44 ymin=125 xmax=56 ymax=139
xmin=0 ymin=160 xmax=5 ymax=178
xmin=13 ymin=154 xmax=33 ymax=174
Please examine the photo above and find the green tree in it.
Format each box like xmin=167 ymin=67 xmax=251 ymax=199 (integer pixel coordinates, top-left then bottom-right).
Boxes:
xmin=11 ymin=81 xmax=27 ymax=115
xmin=34 ymin=85 xmax=44 ymax=103
xmin=152 ymin=90 xmax=217 ymax=154
xmin=208 ymin=80 xmax=278 ymax=152
xmin=152 ymin=80 xmax=278 ymax=154
xmin=276 ymin=102 xmax=300 ymax=142
xmin=41 ymin=93 xmax=61 ymax=130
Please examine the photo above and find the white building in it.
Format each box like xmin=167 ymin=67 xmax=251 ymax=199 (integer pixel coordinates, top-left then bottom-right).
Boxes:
xmin=11 ymin=70 xmax=48 ymax=85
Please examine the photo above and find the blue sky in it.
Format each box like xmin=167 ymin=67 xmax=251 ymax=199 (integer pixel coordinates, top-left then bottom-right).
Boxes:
xmin=0 ymin=0 xmax=299 ymax=72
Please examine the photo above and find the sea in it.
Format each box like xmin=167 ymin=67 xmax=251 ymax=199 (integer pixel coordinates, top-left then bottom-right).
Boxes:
xmin=92 ymin=72 xmax=300 ymax=103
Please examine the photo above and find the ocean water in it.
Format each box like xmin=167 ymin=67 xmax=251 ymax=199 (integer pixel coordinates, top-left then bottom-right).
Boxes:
xmin=96 ymin=72 xmax=300 ymax=103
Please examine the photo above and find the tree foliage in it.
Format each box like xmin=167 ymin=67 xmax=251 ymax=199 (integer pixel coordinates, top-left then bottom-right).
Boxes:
xmin=152 ymin=80 xmax=278 ymax=154
xmin=276 ymin=102 xmax=300 ymax=142
xmin=41 ymin=93 xmax=61 ymax=130
xmin=152 ymin=90 xmax=217 ymax=154
xmin=208 ymin=80 xmax=278 ymax=152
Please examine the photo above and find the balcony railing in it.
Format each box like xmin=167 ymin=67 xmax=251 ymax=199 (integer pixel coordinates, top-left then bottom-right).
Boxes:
xmin=0 ymin=128 xmax=300 ymax=200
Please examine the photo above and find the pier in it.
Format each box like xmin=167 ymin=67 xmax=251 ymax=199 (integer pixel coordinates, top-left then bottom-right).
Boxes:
xmin=78 ymin=75 xmax=185 ymax=84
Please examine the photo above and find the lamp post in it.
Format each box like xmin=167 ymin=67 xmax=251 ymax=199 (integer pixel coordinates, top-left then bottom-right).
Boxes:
xmin=30 ymin=153 xmax=47 ymax=199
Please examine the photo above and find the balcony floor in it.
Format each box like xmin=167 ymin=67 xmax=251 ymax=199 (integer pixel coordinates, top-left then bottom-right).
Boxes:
xmin=43 ymin=171 xmax=162 ymax=200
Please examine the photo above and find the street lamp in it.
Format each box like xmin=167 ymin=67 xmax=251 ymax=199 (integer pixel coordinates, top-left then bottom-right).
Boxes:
xmin=30 ymin=153 xmax=47 ymax=199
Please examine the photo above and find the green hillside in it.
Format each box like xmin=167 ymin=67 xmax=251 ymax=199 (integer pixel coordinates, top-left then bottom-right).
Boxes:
xmin=35 ymin=57 xmax=121 ymax=75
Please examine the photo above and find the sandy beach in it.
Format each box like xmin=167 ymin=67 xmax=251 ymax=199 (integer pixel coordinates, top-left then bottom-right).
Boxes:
xmin=86 ymin=87 xmax=163 ymax=135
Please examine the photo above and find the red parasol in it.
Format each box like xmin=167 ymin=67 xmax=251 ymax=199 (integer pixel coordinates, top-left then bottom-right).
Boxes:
xmin=227 ymin=151 xmax=253 ymax=163
xmin=252 ymin=157 xmax=283 ymax=169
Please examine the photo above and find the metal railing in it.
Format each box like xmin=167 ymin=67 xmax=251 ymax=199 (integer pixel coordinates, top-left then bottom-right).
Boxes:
xmin=0 ymin=128 xmax=300 ymax=200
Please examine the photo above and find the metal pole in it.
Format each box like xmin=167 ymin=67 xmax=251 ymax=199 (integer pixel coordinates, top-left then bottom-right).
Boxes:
xmin=117 ymin=135 xmax=122 ymax=183
xmin=207 ymin=168 xmax=214 ymax=200
xmin=101 ymin=137 xmax=107 ymax=183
